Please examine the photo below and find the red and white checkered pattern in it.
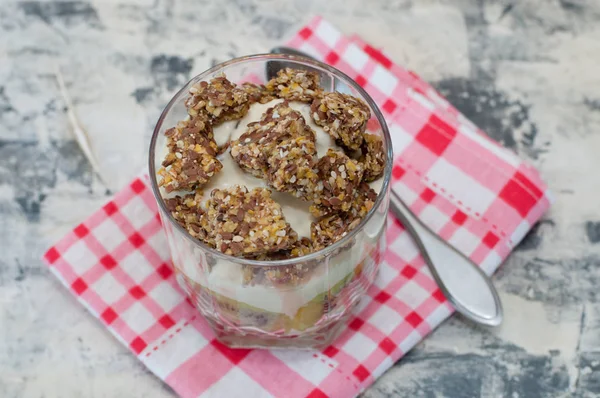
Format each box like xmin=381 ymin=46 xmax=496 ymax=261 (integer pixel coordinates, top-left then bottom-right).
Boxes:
xmin=42 ymin=17 xmax=552 ymax=398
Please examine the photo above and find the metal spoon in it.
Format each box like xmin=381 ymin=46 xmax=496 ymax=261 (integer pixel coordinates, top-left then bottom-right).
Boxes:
xmin=390 ymin=193 xmax=503 ymax=326
xmin=268 ymin=47 xmax=503 ymax=326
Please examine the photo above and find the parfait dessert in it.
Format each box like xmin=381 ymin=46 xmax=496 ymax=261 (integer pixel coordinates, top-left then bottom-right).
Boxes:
xmin=151 ymin=58 xmax=390 ymax=348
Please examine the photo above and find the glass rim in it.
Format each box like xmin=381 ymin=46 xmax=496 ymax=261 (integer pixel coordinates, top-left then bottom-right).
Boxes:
xmin=148 ymin=53 xmax=393 ymax=267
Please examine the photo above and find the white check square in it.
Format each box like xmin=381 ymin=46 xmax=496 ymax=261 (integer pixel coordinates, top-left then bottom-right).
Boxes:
xmin=316 ymin=20 xmax=341 ymax=47
xmin=389 ymin=124 xmax=414 ymax=155
xmin=342 ymin=44 xmax=369 ymax=70
xmin=370 ymin=64 xmax=398 ymax=96
xmin=391 ymin=181 xmax=419 ymax=207
xmin=200 ymin=367 xmax=274 ymax=398
xmin=93 ymin=218 xmax=126 ymax=253
xmin=389 ymin=231 xmax=420 ymax=263
xmin=271 ymin=350 xmax=334 ymax=385
xmin=398 ymin=329 xmax=422 ymax=353
xmin=299 ymin=42 xmax=322 ymax=61
xmin=342 ymin=332 xmax=378 ymax=362
xmin=145 ymin=231 xmax=171 ymax=262
xmin=408 ymin=89 xmax=435 ymax=111
xmin=120 ymin=196 xmax=155 ymax=230
xmin=148 ymin=282 xmax=184 ymax=313
xmin=425 ymin=304 xmax=453 ymax=327
xmin=62 ymin=240 xmax=97 ymax=274
xmin=480 ymin=250 xmax=502 ymax=276
xmin=426 ymin=158 xmax=497 ymax=216
xmin=448 ymin=227 xmax=481 ymax=257
xmin=426 ymin=88 xmax=451 ymax=109
xmin=372 ymin=356 xmax=394 ymax=379
xmin=142 ymin=319 xmax=209 ymax=379
xmin=418 ymin=204 xmax=450 ymax=233
xmin=394 ymin=280 xmax=430 ymax=309
xmin=92 ymin=272 xmax=127 ymax=304
xmin=369 ymin=305 xmax=404 ymax=335
xmin=374 ymin=261 xmax=398 ymax=289
xmin=510 ymin=220 xmax=531 ymax=247
xmin=121 ymin=302 xmax=155 ymax=335
xmin=459 ymin=125 xmax=521 ymax=168
xmin=120 ymin=251 xmax=155 ymax=284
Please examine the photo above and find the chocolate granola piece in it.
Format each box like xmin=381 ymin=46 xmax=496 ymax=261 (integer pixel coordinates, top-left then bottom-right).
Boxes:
xmin=312 ymin=149 xmax=365 ymax=213
xmin=310 ymin=182 xmax=377 ymax=219
xmin=267 ymin=135 xmax=318 ymax=199
xmin=288 ymin=237 xmax=314 ymax=258
xmin=230 ymin=102 xmax=318 ymax=199
xmin=242 ymin=238 xmax=317 ymax=286
xmin=229 ymin=119 xmax=271 ymax=178
xmin=360 ymin=133 xmax=386 ymax=182
xmin=248 ymin=237 xmax=314 ymax=262
xmin=266 ymin=68 xmax=323 ymax=102
xmin=264 ymin=101 xmax=315 ymax=139
xmin=241 ymin=82 xmax=277 ymax=104
xmin=311 ymin=213 xmax=361 ymax=251
xmin=185 ymin=75 xmax=250 ymax=124
xmin=349 ymin=182 xmax=378 ymax=219
xmin=158 ymin=117 xmax=222 ymax=192
xmin=228 ymin=103 xmax=288 ymax=178
xmin=164 ymin=192 xmax=213 ymax=246
xmin=200 ymin=186 xmax=297 ymax=257
xmin=310 ymin=182 xmax=377 ymax=250
xmin=310 ymin=92 xmax=371 ymax=151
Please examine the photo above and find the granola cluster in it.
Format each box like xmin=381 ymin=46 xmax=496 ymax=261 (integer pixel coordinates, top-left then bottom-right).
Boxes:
xmin=311 ymin=149 xmax=364 ymax=213
xmin=230 ymin=102 xmax=318 ymax=199
xmin=185 ymin=76 xmax=250 ymax=123
xmin=241 ymin=82 xmax=277 ymax=104
xmin=311 ymin=182 xmax=378 ymax=250
xmin=265 ymin=67 xmax=323 ymax=102
xmin=158 ymin=117 xmax=222 ymax=192
xmin=242 ymin=238 xmax=316 ymax=286
xmin=360 ymin=133 xmax=386 ymax=182
xmin=201 ymin=186 xmax=297 ymax=256
xmin=158 ymin=69 xmax=387 ymax=261
xmin=311 ymin=92 xmax=370 ymax=151
xmin=164 ymin=191 xmax=211 ymax=243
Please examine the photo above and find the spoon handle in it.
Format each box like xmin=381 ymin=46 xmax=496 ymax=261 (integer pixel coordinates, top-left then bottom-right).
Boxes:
xmin=390 ymin=192 xmax=503 ymax=326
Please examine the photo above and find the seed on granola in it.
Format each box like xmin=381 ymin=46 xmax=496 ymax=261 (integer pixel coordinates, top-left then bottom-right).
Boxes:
xmin=266 ymin=68 xmax=323 ymax=103
xmin=310 ymin=92 xmax=371 ymax=151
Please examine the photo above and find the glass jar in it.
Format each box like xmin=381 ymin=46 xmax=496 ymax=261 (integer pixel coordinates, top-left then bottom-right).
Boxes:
xmin=149 ymin=54 xmax=392 ymax=349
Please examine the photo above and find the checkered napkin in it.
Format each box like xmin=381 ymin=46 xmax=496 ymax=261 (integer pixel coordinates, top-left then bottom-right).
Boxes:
xmin=43 ymin=17 xmax=552 ymax=398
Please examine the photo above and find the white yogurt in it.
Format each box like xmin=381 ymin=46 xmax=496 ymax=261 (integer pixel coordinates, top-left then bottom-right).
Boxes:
xmin=179 ymin=232 xmax=368 ymax=318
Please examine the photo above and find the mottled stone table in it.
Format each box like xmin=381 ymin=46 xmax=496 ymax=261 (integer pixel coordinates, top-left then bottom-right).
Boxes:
xmin=1 ymin=1 xmax=599 ymax=397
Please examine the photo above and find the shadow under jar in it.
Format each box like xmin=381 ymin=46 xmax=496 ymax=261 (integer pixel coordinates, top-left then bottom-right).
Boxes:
xmin=149 ymin=54 xmax=392 ymax=349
